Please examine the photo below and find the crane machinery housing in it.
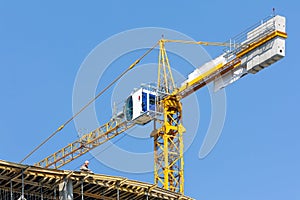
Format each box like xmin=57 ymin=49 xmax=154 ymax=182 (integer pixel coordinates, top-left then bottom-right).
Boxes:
xmin=30 ymin=14 xmax=287 ymax=196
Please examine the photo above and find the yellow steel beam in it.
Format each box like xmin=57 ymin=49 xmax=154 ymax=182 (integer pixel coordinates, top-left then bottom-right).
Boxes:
xmin=154 ymin=96 xmax=185 ymax=193
xmin=158 ymin=40 xmax=176 ymax=93
xmin=155 ymin=39 xmax=186 ymax=193
xmin=162 ymin=39 xmax=236 ymax=47
xmin=35 ymin=119 xmax=135 ymax=169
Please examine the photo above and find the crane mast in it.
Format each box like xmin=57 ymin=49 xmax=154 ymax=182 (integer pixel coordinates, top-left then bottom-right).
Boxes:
xmin=34 ymin=14 xmax=287 ymax=195
xmin=153 ymin=39 xmax=185 ymax=193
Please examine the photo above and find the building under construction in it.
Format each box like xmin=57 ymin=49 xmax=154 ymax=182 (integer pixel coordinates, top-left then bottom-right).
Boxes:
xmin=0 ymin=160 xmax=193 ymax=200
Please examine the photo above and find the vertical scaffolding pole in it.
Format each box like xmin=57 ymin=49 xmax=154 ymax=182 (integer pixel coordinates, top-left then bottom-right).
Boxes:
xmin=10 ymin=180 xmax=13 ymax=200
xmin=117 ymin=187 xmax=119 ymax=200
xmin=40 ymin=185 xmax=43 ymax=200
xmin=59 ymin=179 xmax=73 ymax=200
xmin=81 ymin=181 xmax=84 ymax=200
xmin=146 ymin=189 xmax=149 ymax=200
xmin=21 ymin=170 xmax=24 ymax=200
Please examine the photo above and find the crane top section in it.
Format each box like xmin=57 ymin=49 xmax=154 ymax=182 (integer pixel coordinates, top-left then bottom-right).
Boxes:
xmin=173 ymin=15 xmax=287 ymax=98
xmin=103 ymin=14 xmax=288 ymax=126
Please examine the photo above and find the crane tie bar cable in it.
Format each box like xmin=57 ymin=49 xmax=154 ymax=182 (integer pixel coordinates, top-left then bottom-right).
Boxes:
xmin=19 ymin=41 xmax=159 ymax=164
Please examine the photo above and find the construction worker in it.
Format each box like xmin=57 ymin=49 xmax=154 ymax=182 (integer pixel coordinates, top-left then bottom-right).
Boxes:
xmin=80 ymin=160 xmax=92 ymax=172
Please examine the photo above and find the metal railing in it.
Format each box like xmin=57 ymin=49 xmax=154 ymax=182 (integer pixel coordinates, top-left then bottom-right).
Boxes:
xmin=224 ymin=15 xmax=276 ymax=59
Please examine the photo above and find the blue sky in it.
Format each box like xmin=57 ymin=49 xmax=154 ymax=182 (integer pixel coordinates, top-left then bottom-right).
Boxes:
xmin=0 ymin=1 xmax=299 ymax=199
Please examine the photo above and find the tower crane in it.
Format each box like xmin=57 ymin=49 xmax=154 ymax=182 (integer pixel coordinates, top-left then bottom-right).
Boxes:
xmin=32 ymin=14 xmax=287 ymax=194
